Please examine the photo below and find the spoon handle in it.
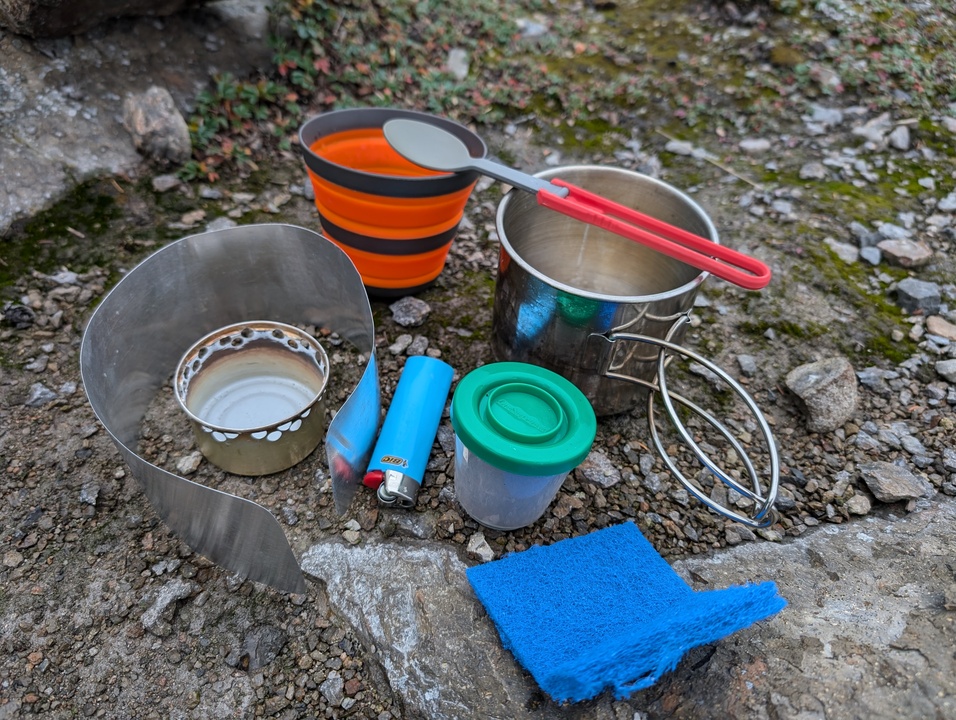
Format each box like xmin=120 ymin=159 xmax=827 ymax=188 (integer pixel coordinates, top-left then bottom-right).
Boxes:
xmin=473 ymin=157 xmax=567 ymax=196
xmin=537 ymin=178 xmax=772 ymax=290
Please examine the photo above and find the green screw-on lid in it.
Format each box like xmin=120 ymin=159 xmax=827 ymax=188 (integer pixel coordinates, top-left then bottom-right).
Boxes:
xmin=451 ymin=362 xmax=597 ymax=476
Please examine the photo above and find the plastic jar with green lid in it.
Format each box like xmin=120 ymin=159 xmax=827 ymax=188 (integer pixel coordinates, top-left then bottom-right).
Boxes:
xmin=450 ymin=362 xmax=597 ymax=530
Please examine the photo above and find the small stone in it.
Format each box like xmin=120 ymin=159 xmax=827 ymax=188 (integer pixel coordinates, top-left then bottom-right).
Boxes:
xmin=578 ymin=450 xmax=622 ymax=488
xmin=895 ymin=278 xmax=941 ymax=315
xmin=877 ymin=239 xmax=934 ymax=268
xmin=845 ymin=494 xmax=871 ymax=516
xmin=320 ymin=671 xmax=345 ymax=706
xmin=736 ymin=354 xmax=758 ymax=377
xmin=888 ymin=125 xmax=911 ymax=151
xmin=142 ymin=579 xmax=199 ymax=636
xmin=926 ymin=316 xmax=956 ymax=341
xmin=859 ymin=246 xmax=881 ymax=265
xmin=466 ymin=532 xmax=495 ymax=562
xmin=824 ymin=237 xmax=859 ymax=263
xmin=176 ymin=451 xmax=203 ymax=475
xmin=406 ymin=335 xmax=429 ymax=356
xmin=388 ymin=334 xmax=414 ymax=355
xmin=390 ymin=296 xmax=431 ymax=327
xmin=785 ymin=357 xmax=858 ymax=433
xmin=810 ymin=105 xmax=844 ymax=125
xmin=799 ymin=162 xmax=829 ymax=180
xmin=937 ymin=192 xmax=956 ymax=212
xmin=152 ymin=174 xmax=182 ymax=192
xmin=25 ymin=383 xmax=57 ymax=407
xmin=205 ymin=217 xmax=238 ymax=232
xmin=122 ymin=86 xmax=191 ymax=167
xmin=446 ymin=48 xmax=470 ymax=80
xmin=79 ymin=483 xmax=100 ymax=506
xmin=936 ymin=359 xmax=956 ymax=383
xmin=665 ymin=139 xmax=694 ymax=156
xmin=3 ymin=550 xmax=24 ymax=568
xmin=858 ymin=461 xmax=934 ymax=503
xmin=342 ymin=530 xmax=361 ymax=544
xmin=739 ymin=138 xmax=772 ymax=154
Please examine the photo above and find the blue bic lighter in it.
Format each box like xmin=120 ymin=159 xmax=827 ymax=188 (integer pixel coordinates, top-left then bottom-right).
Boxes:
xmin=362 ymin=356 xmax=454 ymax=508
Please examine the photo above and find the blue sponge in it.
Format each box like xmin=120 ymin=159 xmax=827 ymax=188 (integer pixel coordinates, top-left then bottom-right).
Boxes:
xmin=466 ymin=521 xmax=786 ymax=703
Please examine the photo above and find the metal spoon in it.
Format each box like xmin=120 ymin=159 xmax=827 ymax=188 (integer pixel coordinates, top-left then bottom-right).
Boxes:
xmin=383 ymin=118 xmax=771 ymax=290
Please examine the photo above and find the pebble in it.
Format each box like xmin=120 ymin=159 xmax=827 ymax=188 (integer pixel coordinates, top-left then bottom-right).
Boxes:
xmin=936 ymin=359 xmax=956 ymax=383
xmin=785 ymin=357 xmax=858 ymax=433
xmin=894 ymin=278 xmax=941 ymax=315
xmin=390 ymin=296 xmax=431 ymax=327
xmin=877 ymin=238 xmax=934 ymax=268
xmin=888 ymin=125 xmax=911 ymax=151
xmin=141 ymin=579 xmax=199 ymax=636
xmin=799 ymin=162 xmax=828 ymax=180
xmin=321 ymin=671 xmax=346 ymax=706
xmin=858 ymin=461 xmax=934 ymax=503
xmin=176 ymin=451 xmax=204 ymax=475
xmin=25 ymin=383 xmax=57 ymax=407
xmin=926 ymin=316 xmax=956 ymax=341
xmin=824 ymin=237 xmax=859 ymax=263
xmin=736 ymin=354 xmax=757 ymax=377
xmin=389 ymin=334 xmax=414 ymax=355
xmin=578 ymin=450 xmax=623 ymax=488
xmin=739 ymin=138 xmax=772 ymax=154
xmin=466 ymin=531 xmax=495 ymax=562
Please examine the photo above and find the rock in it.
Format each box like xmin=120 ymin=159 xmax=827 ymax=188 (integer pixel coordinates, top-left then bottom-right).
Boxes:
xmin=0 ymin=0 xmax=203 ymax=37
xmin=859 ymin=246 xmax=881 ymax=265
xmin=877 ymin=238 xmax=934 ymax=268
xmin=736 ymin=354 xmax=757 ymax=377
xmin=937 ymin=192 xmax=956 ymax=212
xmin=845 ymin=493 xmax=872 ymax=515
xmin=25 ymin=382 xmax=57 ymax=407
xmin=2 ymin=304 xmax=36 ymax=329
xmin=320 ymin=671 xmax=345 ymax=706
xmin=466 ymin=531 xmax=495 ymax=562
xmin=578 ymin=450 xmax=622 ymax=488
xmin=824 ymin=237 xmax=859 ymax=263
xmin=446 ymin=48 xmax=470 ymax=80
xmin=151 ymin=174 xmax=181 ymax=193
xmin=894 ymin=278 xmax=941 ymax=315
xmin=888 ymin=125 xmax=911 ymax=151
xmin=664 ymin=139 xmax=694 ymax=156
xmin=809 ymin=105 xmax=844 ymax=126
xmin=858 ymin=461 xmax=934 ymax=503
xmin=225 ymin=626 xmax=287 ymax=671
xmin=852 ymin=112 xmax=893 ymax=144
xmin=785 ymin=357 xmax=858 ymax=433
xmin=799 ymin=162 xmax=829 ymax=180
xmin=389 ymin=296 xmax=431 ymax=327
xmin=926 ymin=316 xmax=956 ymax=341
xmin=937 ymin=359 xmax=956 ymax=383
xmin=856 ymin=367 xmax=893 ymax=397
xmin=388 ymin=334 xmax=414 ymax=355
xmin=141 ymin=578 xmax=198 ymax=637
xmin=739 ymin=138 xmax=772 ymax=154
xmin=175 ymin=451 xmax=203 ymax=475
xmin=122 ymin=86 xmax=191 ymax=167
xmin=300 ymin=540 xmax=540 ymax=719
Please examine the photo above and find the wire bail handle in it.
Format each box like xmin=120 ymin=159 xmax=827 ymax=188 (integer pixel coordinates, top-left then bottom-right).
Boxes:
xmin=596 ymin=315 xmax=779 ymax=528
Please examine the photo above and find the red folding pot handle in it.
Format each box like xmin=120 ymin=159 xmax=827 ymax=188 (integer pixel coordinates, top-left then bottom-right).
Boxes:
xmin=537 ymin=178 xmax=772 ymax=291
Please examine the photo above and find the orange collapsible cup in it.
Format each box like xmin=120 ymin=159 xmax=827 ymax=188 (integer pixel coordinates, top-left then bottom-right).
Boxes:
xmin=299 ymin=108 xmax=487 ymax=295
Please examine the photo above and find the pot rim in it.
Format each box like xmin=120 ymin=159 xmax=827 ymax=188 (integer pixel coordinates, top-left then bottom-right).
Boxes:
xmin=174 ymin=320 xmax=329 ymax=435
xmin=495 ymin=165 xmax=719 ymax=303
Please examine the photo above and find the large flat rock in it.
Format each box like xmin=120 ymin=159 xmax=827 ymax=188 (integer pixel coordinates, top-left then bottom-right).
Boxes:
xmin=0 ymin=0 xmax=270 ymax=235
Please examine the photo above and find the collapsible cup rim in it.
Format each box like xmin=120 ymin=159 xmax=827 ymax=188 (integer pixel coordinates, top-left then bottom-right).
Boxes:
xmin=299 ymin=107 xmax=487 ymax=197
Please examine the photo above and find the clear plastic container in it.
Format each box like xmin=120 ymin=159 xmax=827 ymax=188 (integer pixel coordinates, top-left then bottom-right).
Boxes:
xmin=451 ymin=362 xmax=596 ymax=531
